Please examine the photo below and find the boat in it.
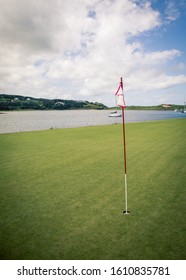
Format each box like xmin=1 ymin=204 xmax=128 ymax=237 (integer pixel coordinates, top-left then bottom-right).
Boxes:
xmin=109 ymin=111 xmax=122 ymax=117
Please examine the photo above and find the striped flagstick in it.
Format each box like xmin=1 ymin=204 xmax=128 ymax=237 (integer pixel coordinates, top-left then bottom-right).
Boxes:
xmin=115 ymin=77 xmax=130 ymax=214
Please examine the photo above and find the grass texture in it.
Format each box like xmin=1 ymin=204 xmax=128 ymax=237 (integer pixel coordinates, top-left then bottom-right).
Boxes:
xmin=0 ymin=119 xmax=185 ymax=260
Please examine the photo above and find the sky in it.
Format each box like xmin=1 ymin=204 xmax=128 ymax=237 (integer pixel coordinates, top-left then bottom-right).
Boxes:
xmin=0 ymin=0 xmax=186 ymax=106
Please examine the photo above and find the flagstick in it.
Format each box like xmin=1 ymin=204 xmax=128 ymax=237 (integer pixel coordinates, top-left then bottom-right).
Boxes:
xmin=121 ymin=99 xmax=130 ymax=215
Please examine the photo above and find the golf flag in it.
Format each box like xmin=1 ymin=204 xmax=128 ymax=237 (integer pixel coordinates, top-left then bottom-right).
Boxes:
xmin=115 ymin=78 xmax=126 ymax=108
xmin=115 ymin=77 xmax=129 ymax=214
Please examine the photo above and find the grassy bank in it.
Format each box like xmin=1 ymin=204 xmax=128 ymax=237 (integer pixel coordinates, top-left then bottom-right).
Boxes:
xmin=0 ymin=119 xmax=185 ymax=260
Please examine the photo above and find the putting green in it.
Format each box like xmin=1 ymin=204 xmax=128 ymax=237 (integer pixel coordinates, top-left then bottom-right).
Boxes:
xmin=0 ymin=119 xmax=185 ymax=259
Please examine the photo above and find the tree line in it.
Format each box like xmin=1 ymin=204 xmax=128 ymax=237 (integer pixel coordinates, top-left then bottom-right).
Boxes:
xmin=0 ymin=94 xmax=107 ymax=111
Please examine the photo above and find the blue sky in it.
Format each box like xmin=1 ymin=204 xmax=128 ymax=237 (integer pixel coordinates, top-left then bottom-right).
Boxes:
xmin=144 ymin=1 xmax=186 ymax=53
xmin=125 ymin=0 xmax=186 ymax=105
xmin=0 ymin=0 xmax=186 ymax=106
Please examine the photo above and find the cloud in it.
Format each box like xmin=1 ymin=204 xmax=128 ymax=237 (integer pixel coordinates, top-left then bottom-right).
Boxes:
xmin=164 ymin=0 xmax=180 ymax=21
xmin=0 ymin=0 xmax=88 ymax=53
xmin=0 ymin=0 xmax=186 ymax=106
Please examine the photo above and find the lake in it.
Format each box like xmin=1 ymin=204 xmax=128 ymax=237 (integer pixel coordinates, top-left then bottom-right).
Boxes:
xmin=0 ymin=110 xmax=186 ymax=133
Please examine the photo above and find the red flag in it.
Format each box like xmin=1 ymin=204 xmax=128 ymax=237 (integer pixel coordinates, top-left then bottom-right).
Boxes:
xmin=115 ymin=78 xmax=126 ymax=108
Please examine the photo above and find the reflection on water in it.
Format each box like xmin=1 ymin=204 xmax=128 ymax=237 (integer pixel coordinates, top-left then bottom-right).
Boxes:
xmin=0 ymin=110 xmax=186 ymax=133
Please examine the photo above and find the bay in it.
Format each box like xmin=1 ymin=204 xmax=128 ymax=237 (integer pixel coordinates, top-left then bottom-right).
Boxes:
xmin=0 ymin=110 xmax=186 ymax=134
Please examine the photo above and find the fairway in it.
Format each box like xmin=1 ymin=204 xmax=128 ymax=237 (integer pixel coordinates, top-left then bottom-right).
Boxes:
xmin=0 ymin=119 xmax=185 ymax=260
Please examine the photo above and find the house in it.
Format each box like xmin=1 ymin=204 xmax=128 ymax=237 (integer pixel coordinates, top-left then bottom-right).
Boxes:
xmin=162 ymin=104 xmax=171 ymax=109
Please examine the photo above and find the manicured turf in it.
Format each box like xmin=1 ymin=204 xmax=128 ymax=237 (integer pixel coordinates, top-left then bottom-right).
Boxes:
xmin=0 ymin=119 xmax=185 ymax=260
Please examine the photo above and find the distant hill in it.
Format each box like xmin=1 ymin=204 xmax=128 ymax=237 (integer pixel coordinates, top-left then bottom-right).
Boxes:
xmin=0 ymin=94 xmax=183 ymax=111
xmin=110 ymin=104 xmax=184 ymax=111
xmin=0 ymin=94 xmax=107 ymax=111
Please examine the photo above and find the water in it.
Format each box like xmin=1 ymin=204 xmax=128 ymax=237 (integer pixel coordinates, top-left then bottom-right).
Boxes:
xmin=0 ymin=110 xmax=185 ymax=133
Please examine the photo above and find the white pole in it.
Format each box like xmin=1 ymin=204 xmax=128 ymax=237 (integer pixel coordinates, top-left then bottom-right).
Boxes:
xmin=124 ymin=173 xmax=129 ymax=214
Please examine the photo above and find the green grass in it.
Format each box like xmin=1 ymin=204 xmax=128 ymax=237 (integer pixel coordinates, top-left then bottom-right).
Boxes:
xmin=0 ymin=119 xmax=185 ymax=260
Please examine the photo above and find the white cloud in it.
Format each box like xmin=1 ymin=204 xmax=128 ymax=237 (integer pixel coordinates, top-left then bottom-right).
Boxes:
xmin=164 ymin=0 xmax=180 ymax=21
xmin=0 ymin=0 xmax=186 ymax=106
